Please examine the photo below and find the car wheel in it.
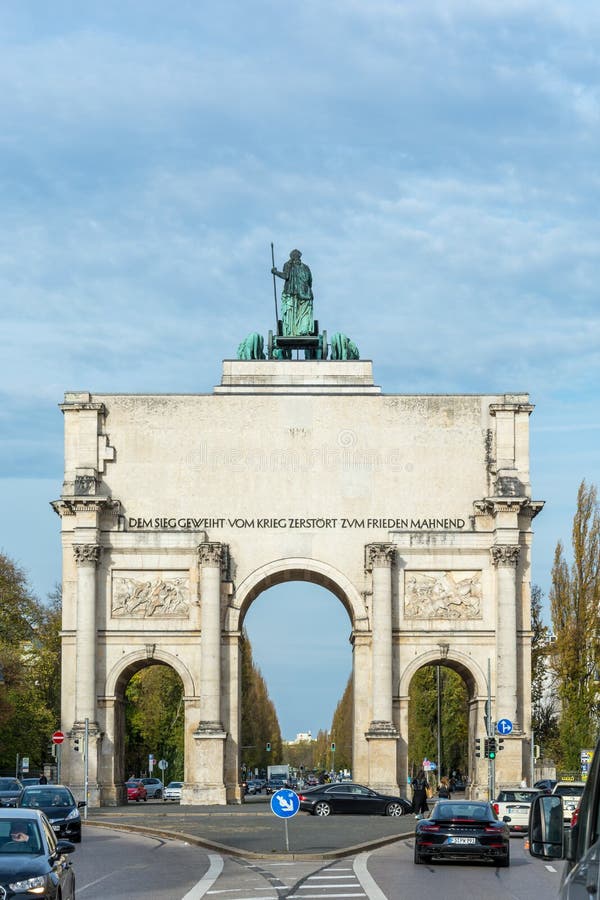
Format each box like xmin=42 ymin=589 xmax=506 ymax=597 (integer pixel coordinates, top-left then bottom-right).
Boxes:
xmin=143 ymin=796 xmax=147 ymax=801
xmin=413 ymin=843 xmax=423 ymax=864
xmin=72 ymin=834 xmax=82 ymax=843
xmin=385 ymin=802 xmax=405 ymax=817
xmin=498 ymin=847 xmax=510 ymax=868
xmin=155 ymin=791 xmax=162 ymax=800
xmin=314 ymin=801 xmax=332 ymax=816
xmin=136 ymin=797 xmax=139 ymax=802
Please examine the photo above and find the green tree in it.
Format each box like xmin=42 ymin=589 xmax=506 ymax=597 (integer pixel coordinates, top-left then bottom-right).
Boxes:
xmin=125 ymin=665 xmax=185 ymax=779
xmin=240 ymin=631 xmax=282 ymax=774
xmin=531 ymin=584 xmax=559 ymax=758
xmin=408 ymin=665 xmax=468 ymax=778
xmin=330 ymin=675 xmax=352 ymax=772
xmin=0 ymin=554 xmax=61 ymax=773
xmin=550 ymin=480 xmax=600 ymax=770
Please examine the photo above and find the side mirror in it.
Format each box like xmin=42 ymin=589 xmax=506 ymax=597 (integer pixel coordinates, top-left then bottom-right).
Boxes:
xmin=77 ymin=800 xmax=86 ymax=808
xmin=55 ymin=839 xmax=76 ymax=855
xmin=529 ymin=795 xmax=565 ymax=860
xmin=503 ymin=815 xmax=511 ymax=823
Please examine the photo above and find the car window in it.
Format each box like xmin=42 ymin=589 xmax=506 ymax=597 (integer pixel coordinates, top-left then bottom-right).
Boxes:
xmin=327 ymin=785 xmax=350 ymax=794
xmin=555 ymin=784 xmax=585 ymax=797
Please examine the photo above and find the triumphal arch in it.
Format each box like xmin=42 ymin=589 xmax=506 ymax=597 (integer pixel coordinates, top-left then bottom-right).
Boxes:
xmin=53 ymin=254 xmax=543 ymax=806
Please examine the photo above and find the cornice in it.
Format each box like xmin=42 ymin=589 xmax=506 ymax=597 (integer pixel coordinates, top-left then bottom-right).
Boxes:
xmin=489 ymin=403 xmax=535 ymax=416
xmin=474 ymin=498 xmax=544 ymax=519
xmin=51 ymin=498 xmax=121 ymax=518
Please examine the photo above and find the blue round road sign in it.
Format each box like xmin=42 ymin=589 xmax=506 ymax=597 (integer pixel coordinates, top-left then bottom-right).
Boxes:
xmin=497 ymin=718 xmax=513 ymax=735
xmin=270 ymin=788 xmax=300 ymax=819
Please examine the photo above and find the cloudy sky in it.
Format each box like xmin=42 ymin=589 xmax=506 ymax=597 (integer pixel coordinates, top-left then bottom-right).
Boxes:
xmin=1 ymin=1 xmax=599 ymax=740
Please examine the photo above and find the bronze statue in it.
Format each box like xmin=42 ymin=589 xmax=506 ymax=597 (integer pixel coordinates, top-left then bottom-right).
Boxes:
xmin=271 ymin=249 xmax=314 ymax=336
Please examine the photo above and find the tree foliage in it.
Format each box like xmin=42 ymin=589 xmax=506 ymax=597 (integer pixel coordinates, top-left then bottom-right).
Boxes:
xmin=408 ymin=665 xmax=468 ymax=777
xmin=530 ymin=583 xmax=559 ymax=757
xmin=125 ymin=665 xmax=185 ymax=779
xmin=240 ymin=630 xmax=282 ymax=773
xmin=330 ymin=675 xmax=352 ymax=772
xmin=0 ymin=553 xmax=61 ymax=774
xmin=550 ymin=480 xmax=600 ymax=769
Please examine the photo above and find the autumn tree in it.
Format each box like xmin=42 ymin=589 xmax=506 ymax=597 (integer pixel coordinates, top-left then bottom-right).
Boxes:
xmin=550 ymin=481 xmax=600 ymax=770
xmin=330 ymin=675 xmax=352 ymax=772
xmin=0 ymin=553 xmax=61 ymax=773
xmin=530 ymin=584 xmax=559 ymax=758
xmin=240 ymin=631 xmax=282 ymax=773
xmin=408 ymin=665 xmax=468 ymax=778
xmin=125 ymin=665 xmax=185 ymax=779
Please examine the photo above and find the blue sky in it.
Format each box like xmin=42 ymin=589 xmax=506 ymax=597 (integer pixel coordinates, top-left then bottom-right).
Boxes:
xmin=1 ymin=1 xmax=599 ymax=740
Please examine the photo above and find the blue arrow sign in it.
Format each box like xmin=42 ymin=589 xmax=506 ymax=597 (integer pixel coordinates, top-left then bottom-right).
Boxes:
xmin=270 ymin=788 xmax=300 ymax=819
xmin=497 ymin=718 xmax=513 ymax=735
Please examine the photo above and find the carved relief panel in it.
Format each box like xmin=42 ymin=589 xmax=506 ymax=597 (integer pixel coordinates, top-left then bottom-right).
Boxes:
xmin=404 ymin=571 xmax=482 ymax=619
xmin=111 ymin=571 xmax=190 ymax=618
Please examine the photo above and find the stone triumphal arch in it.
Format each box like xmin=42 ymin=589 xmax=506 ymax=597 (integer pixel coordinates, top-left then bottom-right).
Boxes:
xmin=53 ymin=359 xmax=543 ymax=805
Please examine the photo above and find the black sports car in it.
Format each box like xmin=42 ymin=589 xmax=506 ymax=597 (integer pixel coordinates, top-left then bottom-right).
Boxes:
xmin=414 ymin=799 xmax=511 ymax=866
xmin=0 ymin=808 xmax=76 ymax=898
xmin=298 ymin=782 xmax=411 ymax=816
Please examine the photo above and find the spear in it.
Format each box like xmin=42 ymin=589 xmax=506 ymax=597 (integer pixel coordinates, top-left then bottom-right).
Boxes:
xmin=270 ymin=242 xmax=279 ymax=329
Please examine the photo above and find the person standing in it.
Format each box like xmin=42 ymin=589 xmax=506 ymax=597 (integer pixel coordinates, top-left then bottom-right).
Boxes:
xmin=412 ymin=769 xmax=429 ymax=818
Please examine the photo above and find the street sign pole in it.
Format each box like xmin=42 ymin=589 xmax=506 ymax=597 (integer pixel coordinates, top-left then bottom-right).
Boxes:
xmin=84 ymin=717 xmax=89 ymax=821
xmin=57 ymin=744 xmax=61 ymax=784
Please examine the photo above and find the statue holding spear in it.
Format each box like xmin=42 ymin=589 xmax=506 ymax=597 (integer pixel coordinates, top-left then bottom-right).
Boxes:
xmin=271 ymin=248 xmax=314 ymax=337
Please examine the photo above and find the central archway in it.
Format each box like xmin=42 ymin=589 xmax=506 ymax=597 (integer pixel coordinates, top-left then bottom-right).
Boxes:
xmin=222 ymin=557 xmax=371 ymax=796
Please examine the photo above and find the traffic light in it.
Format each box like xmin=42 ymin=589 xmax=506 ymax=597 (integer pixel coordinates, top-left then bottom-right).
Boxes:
xmin=475 ymin=738 xmax=482 ymax=758
xmin=498 ymin=738 xmax=505 ymax=753
xmin=331 ymin=742 xmax=336 ymax=752
xmin=484 ymin=738 xmax=490 ymax=758
xmin=488 ymin=738 xmax=497 ymax=760
xmin=266 ymin=742 xmax=271 ymax=752
xmin=73 ymin=738 xmax=80 ymax=752
xmin=533 ymin=744 xmax=541 ymax=759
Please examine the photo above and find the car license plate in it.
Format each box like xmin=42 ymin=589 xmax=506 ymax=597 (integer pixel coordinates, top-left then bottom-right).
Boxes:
xmin=449 ymin=836 xmax=476 ymax=844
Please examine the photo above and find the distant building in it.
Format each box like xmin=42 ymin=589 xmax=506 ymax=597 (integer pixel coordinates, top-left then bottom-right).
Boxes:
xmin=288 ymin=732 xmax=313 ymax=744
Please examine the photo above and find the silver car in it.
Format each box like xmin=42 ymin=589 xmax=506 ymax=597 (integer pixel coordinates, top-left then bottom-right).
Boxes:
xmin=163 ymin=781 xmax=183 ymax=802
xmin=141 ymin=777 xmax=163 ymax=799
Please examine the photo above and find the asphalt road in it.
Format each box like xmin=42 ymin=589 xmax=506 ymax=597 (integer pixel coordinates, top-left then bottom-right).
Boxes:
xmin=75 ymin=821 xmax=563 ymax=900
xmin=85 ymin=797 xmax=416 ymax=857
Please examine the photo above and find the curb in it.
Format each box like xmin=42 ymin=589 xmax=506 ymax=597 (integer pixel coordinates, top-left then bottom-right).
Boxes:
xmin=84 ymin=818 xmax=415 ymax=861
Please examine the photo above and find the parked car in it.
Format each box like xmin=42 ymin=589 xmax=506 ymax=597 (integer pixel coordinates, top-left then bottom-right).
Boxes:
xmin=528 ymin=734 xmax=600 ymax=898
xmin=414 ymin=799 xmax=511 ymax=866
xmin=0 ymin=807 xmax=76 ymax=898
xmin=492 ymin=788 xmax=541 ymax=834
xmin=298 ymin=782 xmax=411 ymax=817
xmin=0 ymin=778 xmax=23 ymax=808
xmin=551 ymin=781 xmax=586 ymax=825
xmin=141 ymin=777 xmax=163 ymax=799
xmin=163 ymin=781 xmax=183 ymax=802
xmin=16 ymin=785 xmax=85 ymax=843
xmin=126 ymin=779 xmax=148 ymax=802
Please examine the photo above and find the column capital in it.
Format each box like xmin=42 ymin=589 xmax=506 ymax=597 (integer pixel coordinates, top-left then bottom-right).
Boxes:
xmin=490 ymin=544 xmax=520 ymax=567
xmin=366 ymin=543 xmax=395 ymax=570
xmin=73 ymin=544 xmax=102 ymax=566
xmin=198 ymin=542 xmax=222 ymax=567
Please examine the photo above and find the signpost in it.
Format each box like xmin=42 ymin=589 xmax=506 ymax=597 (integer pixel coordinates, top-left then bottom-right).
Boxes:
xmin=52 ymin=732 xmax=65 ymax=783
xmin=497 ymin=718 xmax=513 ymax=735
xmin=270 ymin=788 xmax=300 ymax=852
xmin=158 ymin=759 xmax=168 ymax=786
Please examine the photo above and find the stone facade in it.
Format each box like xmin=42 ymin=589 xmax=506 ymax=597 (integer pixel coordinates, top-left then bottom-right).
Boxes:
xmin=53 ymin=361 xmax=543 ymax=805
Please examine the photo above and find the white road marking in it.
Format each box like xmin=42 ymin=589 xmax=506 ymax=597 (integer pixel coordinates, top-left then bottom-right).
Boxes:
xmin=353 ymin=852 xmax=388 ymax=900
xmin=181 ymin=854 xmax=224 ymax=899
xmin=545 ymin=865 xmax=558 ymax=872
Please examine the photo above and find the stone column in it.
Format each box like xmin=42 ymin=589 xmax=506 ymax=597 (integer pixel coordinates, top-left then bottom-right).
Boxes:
xmin=73 ymin=543 xmax=101 ymax=724
xmin=69 ymin=543 xmax=102 ymax=806
xmin=198 ymin=542 xmax=224 ymax=731
xmin=182 ymin=542 xmax=226 ymax=804
xmin=491 ymin=544 xmax=520 ymax=730
xmin=365 ymin=543 xmax=398 ymax=793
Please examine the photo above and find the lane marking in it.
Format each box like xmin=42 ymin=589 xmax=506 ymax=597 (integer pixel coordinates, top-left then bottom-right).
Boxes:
xmin=353 ymin=852 xmax=388 ymax=900
xmin=545 ymin=865 xmax=558 ymax=872
xmin=181 ymin=854 xmax=224 ymax=900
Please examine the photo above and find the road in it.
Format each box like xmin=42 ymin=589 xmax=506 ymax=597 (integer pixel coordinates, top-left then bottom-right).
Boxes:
xmin=74 ymin=825 xmax=563 ymax=899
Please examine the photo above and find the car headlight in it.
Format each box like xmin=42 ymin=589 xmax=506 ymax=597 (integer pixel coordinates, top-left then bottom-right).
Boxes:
xmin=9 ymin=874 xmax=47 ymax=893
xmin=66 ymin=807 xmax=80 ymax=820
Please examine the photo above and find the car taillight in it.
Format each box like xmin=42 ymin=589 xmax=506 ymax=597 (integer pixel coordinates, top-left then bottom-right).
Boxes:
xmin=297 ymin=794 xmax=306 ymax=801
xmin=485 ymin=824 xmax=502 ymax=832
xmin=420 ymin=823 xmax=440 ymax=832
xmin=571 ymin=806 xmax=580 ymax=828
xmin=492 ymin=803 xmax=499 ymax=815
